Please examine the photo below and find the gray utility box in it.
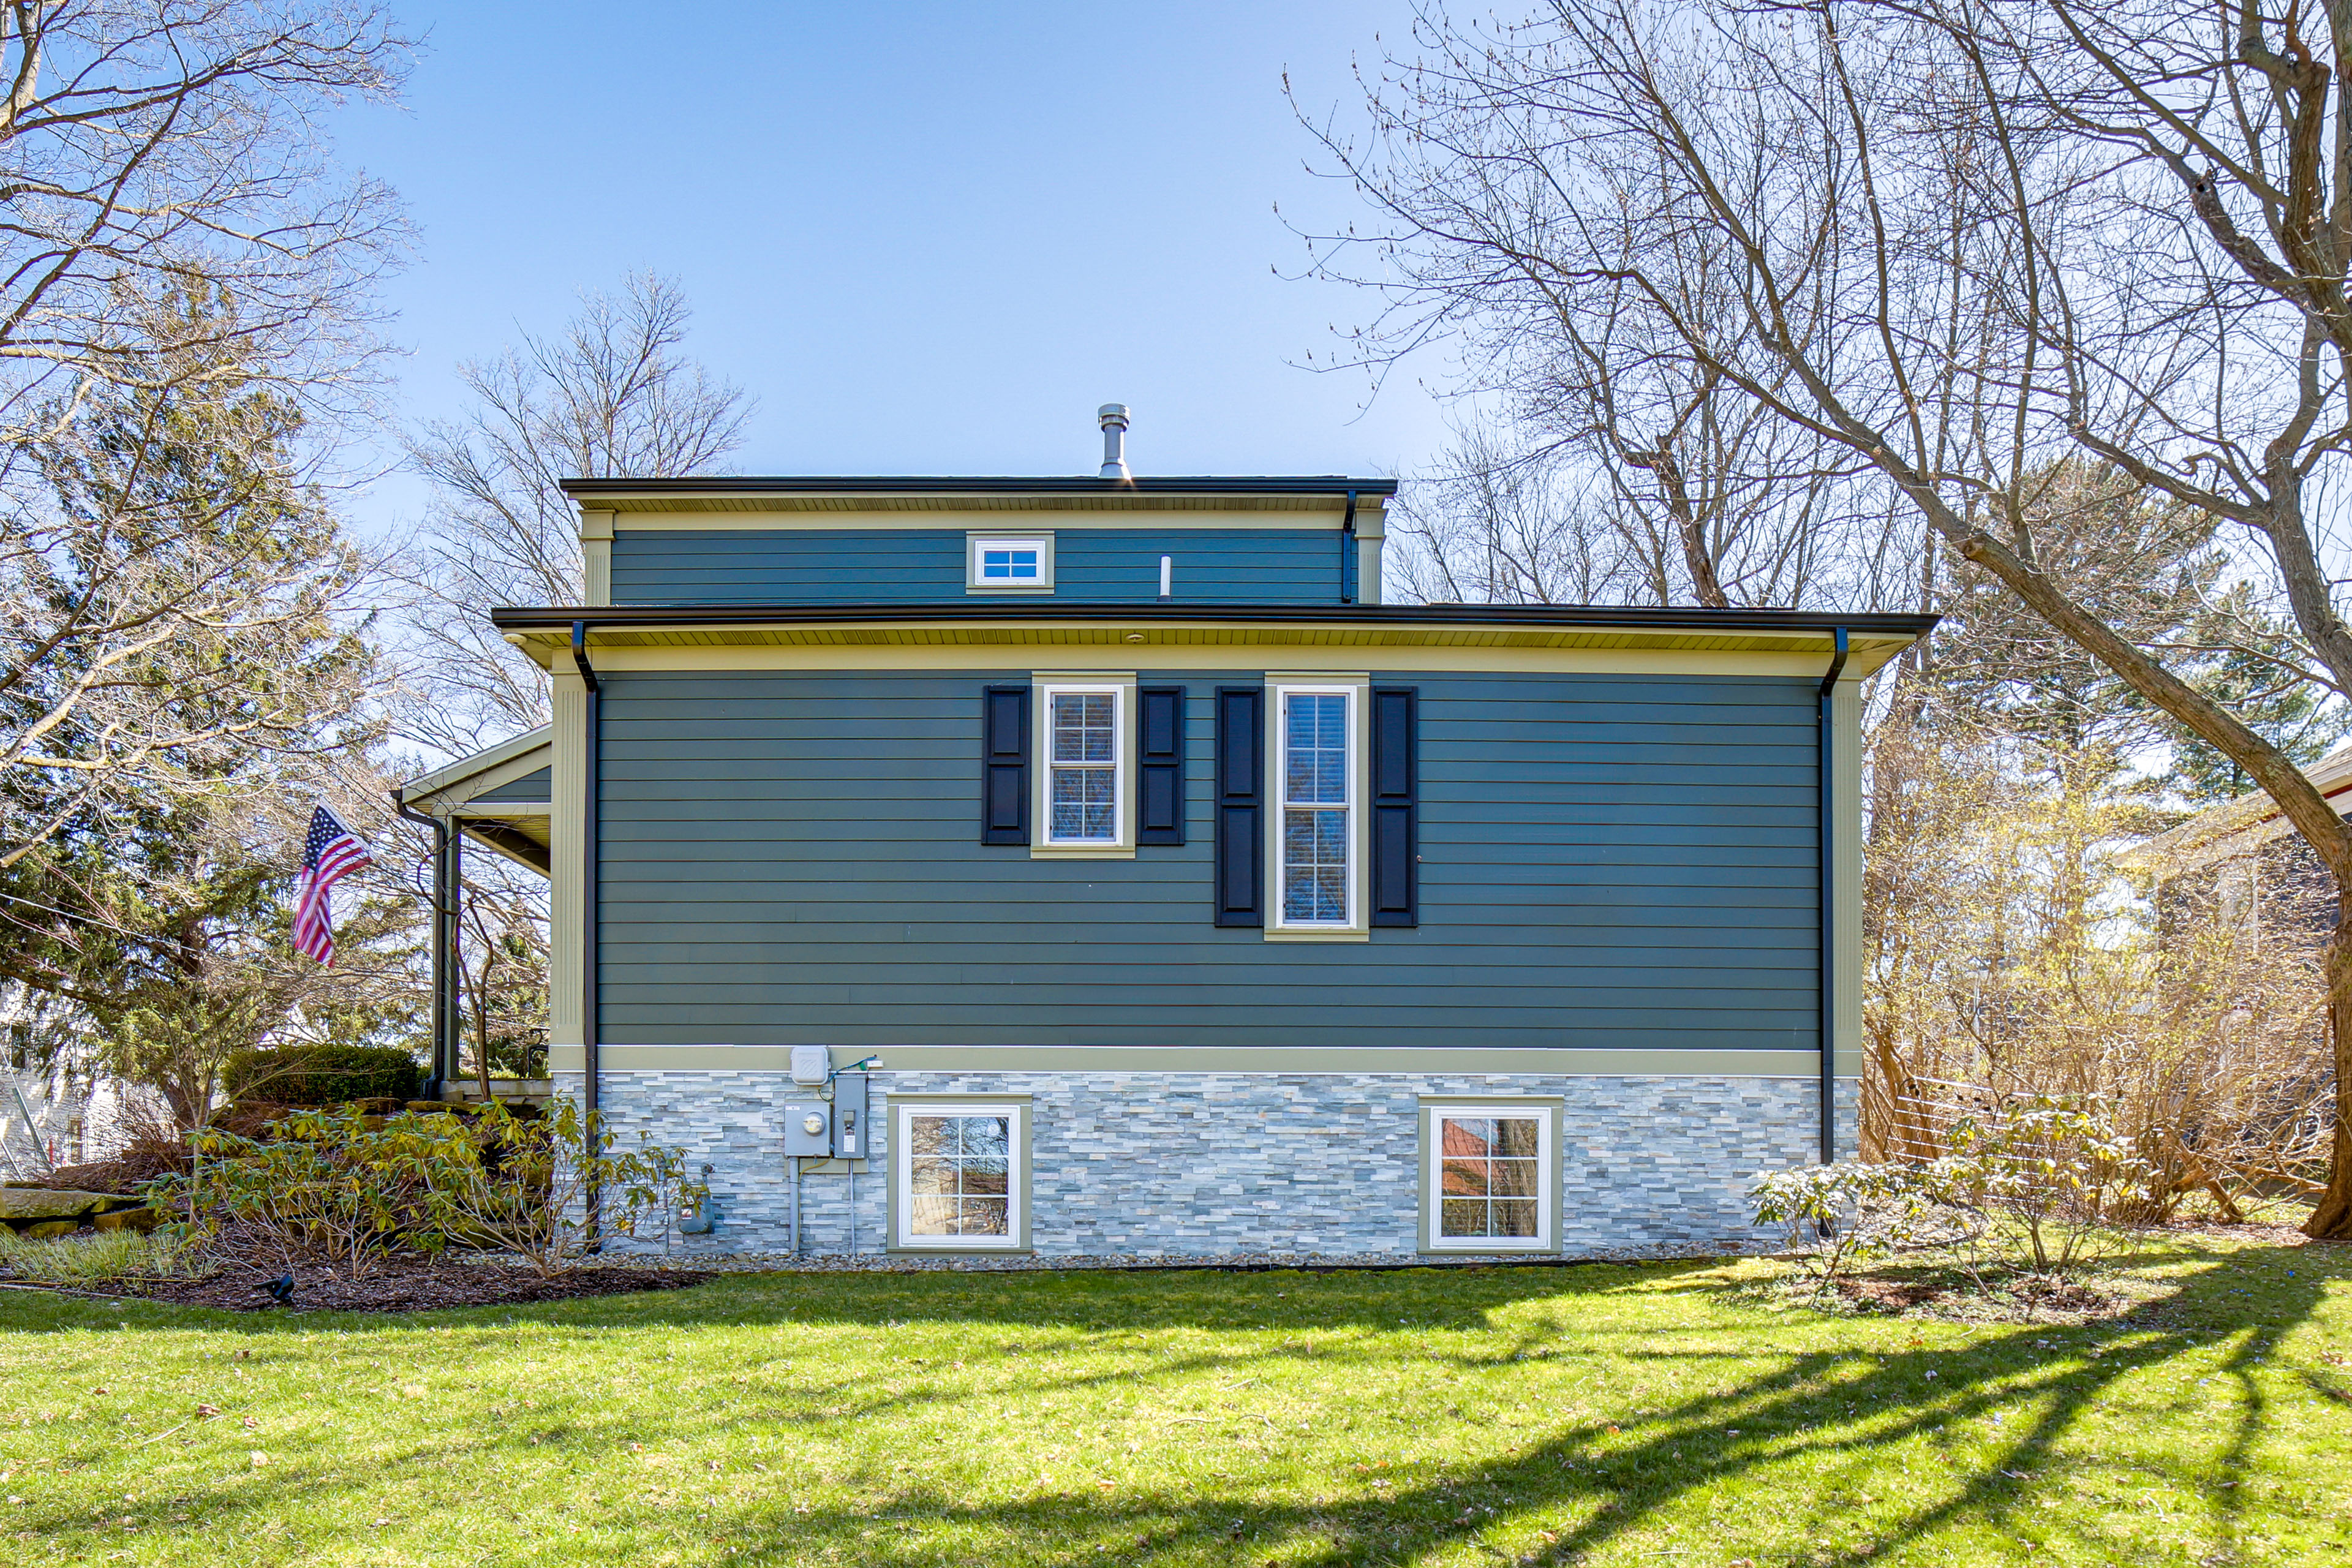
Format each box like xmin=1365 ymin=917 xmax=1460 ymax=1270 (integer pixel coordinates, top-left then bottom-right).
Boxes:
xmin=780 ymin=1073 xmax=870 ymax=1160
xmin=832 ymin=1073 xmax=870 ymax=1161
xmin=782 ymin=1099 xmax=832 ymax=1158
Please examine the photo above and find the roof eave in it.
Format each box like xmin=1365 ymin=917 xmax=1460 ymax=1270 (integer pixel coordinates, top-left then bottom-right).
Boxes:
xmin=395 ymin=725 xmax=552 ymax=808
xmin=489 ymin=601 xmax=1940 ymax=636
xmin=559 ymin=475 xmax=1399 ymax=500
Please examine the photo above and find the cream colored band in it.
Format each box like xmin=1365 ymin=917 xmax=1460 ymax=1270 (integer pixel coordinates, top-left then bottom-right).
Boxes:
xmin=546 ymin=1044 xmax=1858 ymax=1077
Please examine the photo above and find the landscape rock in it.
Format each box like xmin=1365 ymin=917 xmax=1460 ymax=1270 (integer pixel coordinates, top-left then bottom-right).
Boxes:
xmin=0 ymin=1188 xmax=116 ymax=1220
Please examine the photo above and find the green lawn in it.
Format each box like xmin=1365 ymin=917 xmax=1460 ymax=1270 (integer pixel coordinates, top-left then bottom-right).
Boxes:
xmin=4 ymin=1235 xmax=2350 ymax=1566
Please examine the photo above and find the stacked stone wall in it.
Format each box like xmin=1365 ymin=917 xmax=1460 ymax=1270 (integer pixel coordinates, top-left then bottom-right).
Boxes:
xmin=551 ymin=1069 xmax=1860 ymax=1261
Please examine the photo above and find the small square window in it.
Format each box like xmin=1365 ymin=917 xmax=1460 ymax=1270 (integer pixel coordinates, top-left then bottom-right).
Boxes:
xmin=1422 ymin=1102 xmax=1557 ymax=1253
xmin=891 ymin=1099 xmax=1028 ymax=1251
xmin=968 ymin=533 xmax=1054 ymax=593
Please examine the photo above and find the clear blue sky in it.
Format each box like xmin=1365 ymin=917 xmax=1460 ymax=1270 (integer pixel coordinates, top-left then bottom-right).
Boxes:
xmin=341 ymin=1 xmax=1449 ymax=532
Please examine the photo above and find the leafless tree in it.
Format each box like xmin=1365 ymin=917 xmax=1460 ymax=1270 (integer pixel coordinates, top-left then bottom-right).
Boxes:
xmin=0 ymin=2 xmax=410 ymax=429
xmin=1386 ymin=427 xmax=1648 ymax=603
xmin=0 ymin=326 xmax=382 ymax=868
xmin=1302 ymin=0 xmax=2352 ymax=1235
xmin=399 ymin=273 xmax=753 ymax=752
xmin=0 ymin=3 xmax=409 ymax=867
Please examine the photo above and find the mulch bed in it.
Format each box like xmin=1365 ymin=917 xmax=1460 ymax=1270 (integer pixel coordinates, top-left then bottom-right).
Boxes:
xmin=62 ymin=1259 xmax=704 ymax=1313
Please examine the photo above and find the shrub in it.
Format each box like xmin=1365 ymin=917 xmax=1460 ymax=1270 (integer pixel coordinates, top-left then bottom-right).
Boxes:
xmin=221 ymin=1044 xmax=421 ymax=1107
xmin=1749 ymin=1161 xmax=1950 ymax=1288
xmin=418 ymin=1099 xmax=706 ymax=1275
xmin=165 ymin=1108 xmax=458 ymax=1275
xmin=1941 ymin=1098 xmax=2143 ymax=1278
xmin=1752 ymin=1096 xmax=2147 ymax=1295
xmin=155 ymin=1102 xmax=704 ymax=1277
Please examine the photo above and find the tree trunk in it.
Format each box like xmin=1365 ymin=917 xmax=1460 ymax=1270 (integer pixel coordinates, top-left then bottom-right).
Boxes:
xmin=2307 ymin=913 xmax=2352 ymax=1238
xmin=472 ymin=954 xmax=496 ymax=1102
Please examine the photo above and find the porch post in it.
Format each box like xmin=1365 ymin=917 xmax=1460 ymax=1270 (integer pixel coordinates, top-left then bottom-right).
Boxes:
xmin=440 ymin=825 xmax=463 ymax=1091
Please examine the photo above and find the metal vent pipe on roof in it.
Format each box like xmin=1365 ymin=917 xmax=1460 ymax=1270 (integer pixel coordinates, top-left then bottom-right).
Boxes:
xmin=1098 ymin=404 xmax=1131 ymax=478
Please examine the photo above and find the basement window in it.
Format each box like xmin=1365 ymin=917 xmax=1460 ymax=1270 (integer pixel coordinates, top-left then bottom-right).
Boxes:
xmin=1420 ymin=1101 xmax=1559 ymax=1254
xmin=890 ymin=1098 xmax=1030 ymax=1252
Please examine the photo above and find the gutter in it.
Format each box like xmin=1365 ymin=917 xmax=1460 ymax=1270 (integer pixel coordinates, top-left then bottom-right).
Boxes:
xmin=557 ymin=474 xmax=1401 ymax=499
xmin=494 ymin=601 xmax=1942 ymax=637
xmin=393 ymin=797 xmax=456 ymax=1100
xmin=1816 ymin=627 xmax=1850 ymax=1164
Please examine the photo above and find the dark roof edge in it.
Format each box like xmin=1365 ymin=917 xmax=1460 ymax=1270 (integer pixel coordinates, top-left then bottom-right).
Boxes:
xmin=490 ymin=601 xmax=1940 ymax=636
xmin=557 ymin=475 xmax=1400 ymax=498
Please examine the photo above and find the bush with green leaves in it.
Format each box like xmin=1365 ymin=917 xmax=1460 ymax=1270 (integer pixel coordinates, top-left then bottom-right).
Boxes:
xmin=155 ymin=1102 xmax=705 ymax=1277
xmin=1940 ymin=1099 xmax=2144 ymax=1278
xmin=165 ymin=1107 xmax=456 ymax=1275
xmin=221 ymin=1044 xmax=422 ymax=1107
xmin=1752 ymin=1096 xmax=2147 ymax=1294
xmin=1749 ymin=1161 xmax=1952 ymax=1288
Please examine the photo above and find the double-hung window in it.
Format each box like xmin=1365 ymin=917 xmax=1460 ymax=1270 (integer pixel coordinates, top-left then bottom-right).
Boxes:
xmin=891 ymin=1098 xmax=1029 ymax=1251
xmin=1034 ymin=677 xmax=1134 ymax=854
xmin=1268 ymin=681 xmax=1363 ymax=932
xmin=1421 ymin=1101 xmax=1558 ymax=1253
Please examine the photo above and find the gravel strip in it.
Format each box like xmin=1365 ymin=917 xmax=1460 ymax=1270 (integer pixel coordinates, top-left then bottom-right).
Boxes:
xmin=449 ymin=1244 xmax=1744 ymax=1275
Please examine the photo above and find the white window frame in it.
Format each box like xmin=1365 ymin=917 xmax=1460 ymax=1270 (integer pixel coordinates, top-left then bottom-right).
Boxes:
xmin=1265 ymin=678 xmax=1366 ymax=936
xmin=967 ymin=532 xmax=1055 ymax=594
xmin=1033 ymin=676 xmax=1135 ymax=856
xmin=1421 ymin=1101 xmax=1558 ymax=1254
xmin=889 ymin=1098 xmax=1028 ymax=1253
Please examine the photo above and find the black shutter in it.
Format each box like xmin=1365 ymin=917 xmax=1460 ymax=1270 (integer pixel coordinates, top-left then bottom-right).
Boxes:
xmin=1370 ymin=685 xmax=1419 ymax=927
xmin=1137 ymin=685 xmax=1185 ymax=845
xmin=980 ymin=685 xmax=1030 ymax=845
xmin=1213 ymin=685 xmax=1263 ymax=925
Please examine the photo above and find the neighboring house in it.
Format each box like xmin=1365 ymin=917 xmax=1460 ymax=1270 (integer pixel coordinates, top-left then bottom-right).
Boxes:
xmin=2133 ymin=748 xmax=2348 ymax=940
xmin=398 ymin=425 xmax=1933 ymax=1259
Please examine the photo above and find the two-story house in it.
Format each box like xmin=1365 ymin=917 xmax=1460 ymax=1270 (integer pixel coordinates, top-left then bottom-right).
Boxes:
xmin=398 ymin=418 xmax=1932 ymax=1260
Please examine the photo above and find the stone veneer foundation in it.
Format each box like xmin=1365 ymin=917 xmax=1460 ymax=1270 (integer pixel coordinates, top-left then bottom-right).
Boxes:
xmin=552 ymin=1069 xmax=1860 ymax=1261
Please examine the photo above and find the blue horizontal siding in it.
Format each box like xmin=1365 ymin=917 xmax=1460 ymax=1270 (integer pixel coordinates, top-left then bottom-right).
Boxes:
xmin=609 ymin=528 xmax=1344 ymax=605
xmin=592 ymin=669 xmax=1822 ymax=1052
xmin=473 ymin=766 xmax=550 ymax=803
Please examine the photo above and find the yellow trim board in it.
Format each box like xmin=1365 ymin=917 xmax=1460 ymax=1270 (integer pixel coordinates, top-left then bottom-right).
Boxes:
xmin=550 ymin=643 xmax=1872 ymax=679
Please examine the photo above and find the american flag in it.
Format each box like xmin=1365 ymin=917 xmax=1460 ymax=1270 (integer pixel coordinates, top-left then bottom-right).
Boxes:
xmin=293 ymin=805 xmax=372 ymax=966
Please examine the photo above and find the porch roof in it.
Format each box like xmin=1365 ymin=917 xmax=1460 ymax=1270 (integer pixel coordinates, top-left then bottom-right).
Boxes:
xmin=394 ymin=726 xmax=551 ymax=875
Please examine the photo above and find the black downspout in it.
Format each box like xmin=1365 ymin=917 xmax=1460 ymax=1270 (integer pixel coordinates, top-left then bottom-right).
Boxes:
xmin=1817 ymin=627 xmax=1849 ymax=1165
xmin=393 ymin=797 xmax=455 ymax=1102
xmin=570 ymin=621 xmax=602 ymax=1237
xmin=1340 ymin=488 xmax=1359 ymax=606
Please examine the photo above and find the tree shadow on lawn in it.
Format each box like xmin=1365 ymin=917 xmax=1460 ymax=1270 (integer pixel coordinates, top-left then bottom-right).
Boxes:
xmin=31 ymin=1248 xmax=2343 ymax=1566
xmin=687 ymin=1255 xmax=2338 ymax=1566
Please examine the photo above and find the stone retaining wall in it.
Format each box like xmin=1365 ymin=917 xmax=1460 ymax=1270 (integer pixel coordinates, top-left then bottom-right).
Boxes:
xmin=553 ymin=1069 xmax=1859 ymax=1261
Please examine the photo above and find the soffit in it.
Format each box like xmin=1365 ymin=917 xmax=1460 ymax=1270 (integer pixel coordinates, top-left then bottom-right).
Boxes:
xmin=456 ymin=815 xmax=551 ymax=877
xmin=501 ymin=619 xmax=1921 ymax=679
